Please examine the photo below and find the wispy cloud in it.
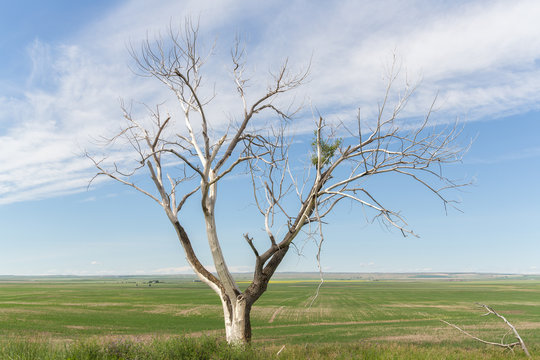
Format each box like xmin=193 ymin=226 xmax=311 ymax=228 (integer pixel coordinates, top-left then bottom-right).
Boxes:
xmin=466 ymin=146 xmax=540 ymax=164
xmin=1 ymin=0 xmax=540 ymax=205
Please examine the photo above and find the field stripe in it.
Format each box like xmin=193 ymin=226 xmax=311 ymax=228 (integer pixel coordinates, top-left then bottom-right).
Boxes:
xmin=269 ymin=306 xmax=284 ymax=323
xmin=256 ymin=318 xmax=433 ymax=330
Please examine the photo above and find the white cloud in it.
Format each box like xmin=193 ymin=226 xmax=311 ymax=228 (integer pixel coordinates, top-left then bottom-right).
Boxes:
xmin=1 ymin=0 xmax=540 ymax=205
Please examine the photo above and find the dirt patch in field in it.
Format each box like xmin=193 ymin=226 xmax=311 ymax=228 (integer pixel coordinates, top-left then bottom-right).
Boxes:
xmin=495 ymin=309 xmax=524 ymax=315
xmin=0 ymin=301 xmax=54 ymax=306
xmin=490 ymin=301 xmax=540 ymax=306
xmin=382 ymin=304 xmax=472 ymax=311
xmin=1 ymin=301 xmax=129 ymax=308
xmin=61 ymin=302 xmax=126 ymax=307
xmin=136 ymin=304 xmax=181 ymax=315
xmin=0 ymin=308 xmax=44 ymax=314
xmin=256 ymin=317 xmax=431 ymax=330
xmin=65 ymin=325 xmax=101 ymax=330
xmin=370 ymin=334 xmax=444 ymax=343
xmin=82 ymin=334 xmax=175 ymax=344
xmin=514 ymin=322 xmax=540 ymax=329
xmin=269 ymin=306 xmax=284 ymax=323
xmin=469 ymin=321 xmax=540 ymax=330
xmin=132 ymin=304 xmax=218 ymax=316
xmin=176 ymin=307 xmax=202 ymax=316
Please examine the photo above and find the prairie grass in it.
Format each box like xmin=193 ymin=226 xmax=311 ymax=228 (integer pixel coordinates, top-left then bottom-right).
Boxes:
xmin=0 ymin=277 xmax=539 ymax=358
xmin=0 ymin=337 xmax=535 ymax=359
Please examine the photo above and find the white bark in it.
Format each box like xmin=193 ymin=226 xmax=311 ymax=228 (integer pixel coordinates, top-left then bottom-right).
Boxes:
xmin=203 ymin=171 xmax=240 ymax=298
xmin=221 ymin=293 xmax=251 ymax=344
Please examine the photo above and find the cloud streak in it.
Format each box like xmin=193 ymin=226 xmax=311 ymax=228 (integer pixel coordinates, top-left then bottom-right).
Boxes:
xmin=1 ymin=0 xmax=540 ymax=205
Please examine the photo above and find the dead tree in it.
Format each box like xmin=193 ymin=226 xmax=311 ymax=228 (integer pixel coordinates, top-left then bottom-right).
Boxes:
xmin=442 ymin=303 xmax=531 ymax=357
xmin=89 ymin=20 xmax=467 ymax=344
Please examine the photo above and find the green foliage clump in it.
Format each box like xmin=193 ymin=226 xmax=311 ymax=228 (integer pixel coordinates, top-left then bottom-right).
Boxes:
xmin=310 ymin=133 xmax=342 ymax=169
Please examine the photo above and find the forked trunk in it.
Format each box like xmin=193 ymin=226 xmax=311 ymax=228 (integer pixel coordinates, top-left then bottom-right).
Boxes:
xmin=221 ymin=294 xmax=253 ymax=344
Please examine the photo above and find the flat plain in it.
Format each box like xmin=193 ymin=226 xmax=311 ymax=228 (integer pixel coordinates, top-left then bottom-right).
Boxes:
xmin=1 ymin=274 xmax=539 ymax=358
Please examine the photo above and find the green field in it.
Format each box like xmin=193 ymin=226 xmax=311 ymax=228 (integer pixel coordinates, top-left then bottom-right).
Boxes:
xmin=0 ymin=275 xmax=539 ymax=358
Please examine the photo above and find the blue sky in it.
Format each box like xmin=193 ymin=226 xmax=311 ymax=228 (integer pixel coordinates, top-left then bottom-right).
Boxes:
xmin=0 ymin=0 xmax=539 ymax=276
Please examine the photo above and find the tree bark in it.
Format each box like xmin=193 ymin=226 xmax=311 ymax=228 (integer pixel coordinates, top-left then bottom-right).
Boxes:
xmin=221 ymin=294 xmax=253 ymax=344
xmin=202 ymin=172 xmax=240 ymax=302
xmin=170 ymin=215 xmax=253 ymax=344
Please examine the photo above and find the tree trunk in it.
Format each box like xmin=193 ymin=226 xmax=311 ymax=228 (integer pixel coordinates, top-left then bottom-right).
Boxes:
xmin=221 ymin=294 xmax=253 ymax=344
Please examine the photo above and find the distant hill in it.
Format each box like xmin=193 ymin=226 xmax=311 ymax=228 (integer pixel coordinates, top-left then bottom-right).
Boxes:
xmin=1 ymin=272 xmax=539 ymax=282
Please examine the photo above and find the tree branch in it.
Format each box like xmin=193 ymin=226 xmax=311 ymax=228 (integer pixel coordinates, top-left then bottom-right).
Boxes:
xmin=442 ymin=303 xmax=531 ymax=357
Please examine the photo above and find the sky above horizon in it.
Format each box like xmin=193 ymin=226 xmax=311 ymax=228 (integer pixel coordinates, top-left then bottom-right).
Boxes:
xmin=0 ymin=0 xmax=539 ymax=276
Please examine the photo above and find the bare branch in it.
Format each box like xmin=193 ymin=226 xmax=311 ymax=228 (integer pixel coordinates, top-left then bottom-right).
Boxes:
xmin=308 ymin=199 xmax=325 ymax=308
xmin=86 ymin=153 xmax=161 ymax=205
xmin=244 ymin=233 xmax=260 ymax=258
xmin=477 ymin=303 xmax=531 ymax=357
xmin=442 ymin=304 xmax=531 ymax=357
xmin=441 ymin=320 xmax=521 ymax=352
xmin=177 ymin=185 xmax=200 ymax=212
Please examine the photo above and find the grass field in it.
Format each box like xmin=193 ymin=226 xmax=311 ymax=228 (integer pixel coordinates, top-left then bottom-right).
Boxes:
xmin=0 ymin=275 xmax=539 ymax=358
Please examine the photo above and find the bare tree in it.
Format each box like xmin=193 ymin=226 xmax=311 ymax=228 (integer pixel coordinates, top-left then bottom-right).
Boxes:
xmin=89 ymin=20 xmax=467 ymax=344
